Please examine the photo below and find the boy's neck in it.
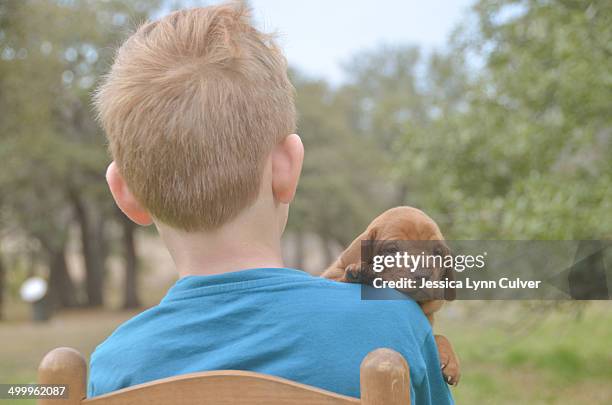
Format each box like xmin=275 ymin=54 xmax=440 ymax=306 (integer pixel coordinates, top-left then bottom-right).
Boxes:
xmin=170 ymin=235 xmax=283 ymax=278
xmin=157 ymin=205 xmax=286 ymax=278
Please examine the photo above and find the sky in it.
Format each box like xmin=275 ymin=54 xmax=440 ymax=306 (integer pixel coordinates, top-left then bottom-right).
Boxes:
xmin=238 ymin=0 xmax=476 ymax=84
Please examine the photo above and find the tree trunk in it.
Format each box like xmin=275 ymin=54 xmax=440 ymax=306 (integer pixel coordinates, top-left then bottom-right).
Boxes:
xmin=395 ymin=183 xmax=409 ymax=206
xmin=48 ymin=245 xmax=79 ymax=308
xmin=0 ymin=252 xmax=5 ymax=321
xmin=121 ymin=216 xmax=140 ymax=309
xmin=294 ymin=231 xmax=305 ymax=270
xmin=70 ymin=191 xmax=106 ymax=307
xmin=321 ymin=235 xmax=336 ymax=268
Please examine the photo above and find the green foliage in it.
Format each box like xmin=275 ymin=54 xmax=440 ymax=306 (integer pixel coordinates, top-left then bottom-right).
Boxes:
xmin=343 ymin=0 xmax=612 ymax=240
xmin=450 ymin=0 xmax=612 ymax=239
xmin=0 ymin=0 xmax=164 ymax=307
xmin=289 ymin=72 xmax=388 ymax=244
xmin=1 ymin=0 xmax=609 ymax=294
xmin=0 ymin=0 xmax=157 ymax=250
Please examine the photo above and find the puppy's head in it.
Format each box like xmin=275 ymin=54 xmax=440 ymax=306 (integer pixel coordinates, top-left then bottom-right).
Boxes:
xmin=365 ymin=207 xmax=456 ymax=301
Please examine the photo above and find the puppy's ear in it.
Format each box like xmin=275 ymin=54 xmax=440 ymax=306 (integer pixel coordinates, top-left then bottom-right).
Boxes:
xmin=362 ymin=226 xmax=378 ymax=265
xmin=366 ymin=226 xmax=377 ymax=241
xmin=336 ymin=226 xmax=378 ymax=272
xmin=437 ymin=242 xmax=455 ymax=301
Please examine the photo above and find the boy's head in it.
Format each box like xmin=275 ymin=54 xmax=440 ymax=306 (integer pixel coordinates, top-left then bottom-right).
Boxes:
xmin=95 ymin=2 xmax=301 ymax=233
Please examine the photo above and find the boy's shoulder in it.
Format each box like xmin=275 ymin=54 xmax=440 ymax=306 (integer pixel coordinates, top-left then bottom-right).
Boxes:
xmin=306 ymin=277 xmax=426 ymax=316
xmin=297 ymin=277 xmax=432 ymax=338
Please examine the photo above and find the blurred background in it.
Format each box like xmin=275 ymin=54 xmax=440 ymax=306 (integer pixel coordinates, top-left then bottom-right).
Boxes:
xmin=0 ymin=0 xmax=610 ymax=403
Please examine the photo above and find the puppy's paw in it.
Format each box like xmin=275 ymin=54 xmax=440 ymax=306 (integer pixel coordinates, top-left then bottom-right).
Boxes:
xmin=435 ymin=335 xmax=461 ymax=386
xmin=343 ymin=263 xmax=363 ymax=283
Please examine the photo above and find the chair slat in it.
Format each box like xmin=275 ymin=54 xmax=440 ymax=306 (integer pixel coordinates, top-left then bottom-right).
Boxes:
xmin=83 ymin=371 xmax=359 ymax=405
xmin=38 ymin=347 xmax=410 ymax=405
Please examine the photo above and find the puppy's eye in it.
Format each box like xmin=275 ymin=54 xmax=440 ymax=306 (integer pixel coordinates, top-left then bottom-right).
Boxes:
xmin=379 ymin=242 xmax=399 ymax=256
xmin=433 ymin=246 xmax=445 ymax=256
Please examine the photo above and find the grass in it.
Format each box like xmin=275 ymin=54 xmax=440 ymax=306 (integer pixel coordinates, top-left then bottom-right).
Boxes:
xmin=0 ymin=308 xmax=139 ymax=405
xmin=439 ymin=302 xmax=612 ymax=404
xmin=0 ymin=302 xmax=610 ymax=404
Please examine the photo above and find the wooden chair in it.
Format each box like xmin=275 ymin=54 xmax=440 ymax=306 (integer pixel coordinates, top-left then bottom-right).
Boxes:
xmin=38 ymin=347 xmax=410 ymax=405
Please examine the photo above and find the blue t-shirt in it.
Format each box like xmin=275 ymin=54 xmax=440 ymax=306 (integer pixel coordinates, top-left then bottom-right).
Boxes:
xmin=89 ymin=268 xmax=453 ymax=404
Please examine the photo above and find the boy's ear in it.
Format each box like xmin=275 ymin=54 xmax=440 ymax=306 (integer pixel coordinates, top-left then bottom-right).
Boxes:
xmin=106 ymin=161 xmax=153 ymax=226
xmin=271 ymin=134 xmax=304 ymax=204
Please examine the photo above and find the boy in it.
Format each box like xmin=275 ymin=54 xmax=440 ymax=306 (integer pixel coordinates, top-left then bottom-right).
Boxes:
xmin=90 ymin=3 xmax=453 ymax=404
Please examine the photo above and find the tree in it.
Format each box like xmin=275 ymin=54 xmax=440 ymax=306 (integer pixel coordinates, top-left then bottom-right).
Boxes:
xmin=0 ymin=0 xmax=161 ymax=309
xmin=342 ymin=46 xmax=431 ymax=205
xmin=355 ymin=0 xmax=612 ymax=240
xmin=0 ymin=248 xmax=5 ymax=320
xmin=288 ymin=72 xmax=387 ymax=254
xmin=446 ymin=0 xmax=612 ymax=239
xmin=119 ymin=212 xmax=140 ymax=309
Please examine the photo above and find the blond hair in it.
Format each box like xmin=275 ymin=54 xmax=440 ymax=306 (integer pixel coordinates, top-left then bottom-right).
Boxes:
xmin=95 ymin=2 xmax=296 ymax=230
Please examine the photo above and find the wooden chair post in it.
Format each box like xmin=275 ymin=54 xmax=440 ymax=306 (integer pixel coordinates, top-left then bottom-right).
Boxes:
xmin=360 ymin=348 xmax=410 ymax=405
xmin=38 ymin=347 xmax=86 ymax=405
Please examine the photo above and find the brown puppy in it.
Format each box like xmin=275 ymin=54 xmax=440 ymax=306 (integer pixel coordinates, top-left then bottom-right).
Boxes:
xmin=321 ymin=206 xmax=461 ymax=385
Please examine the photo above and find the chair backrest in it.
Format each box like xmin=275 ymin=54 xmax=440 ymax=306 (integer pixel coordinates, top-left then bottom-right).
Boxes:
xmin=38 ymin=347 xmax=410 ymax=405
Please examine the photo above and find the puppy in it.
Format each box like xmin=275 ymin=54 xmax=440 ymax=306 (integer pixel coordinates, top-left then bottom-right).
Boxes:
xmin=321 ymin=206 xmax=461 ymax=385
